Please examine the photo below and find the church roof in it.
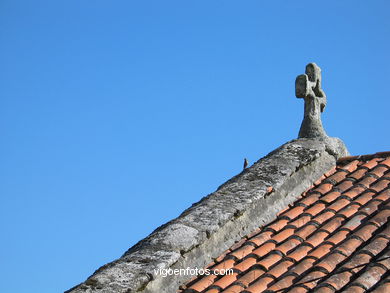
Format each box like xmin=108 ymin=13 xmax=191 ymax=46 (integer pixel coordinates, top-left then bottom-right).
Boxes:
xmin=67 ymin=63 xmax=388 ymax=293
xmin=179 ymin=152 xmax=390 ymax=293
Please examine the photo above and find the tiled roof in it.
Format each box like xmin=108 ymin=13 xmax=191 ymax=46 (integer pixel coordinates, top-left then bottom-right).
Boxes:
xmin=179 ymin=152 xmax=390 ymax=293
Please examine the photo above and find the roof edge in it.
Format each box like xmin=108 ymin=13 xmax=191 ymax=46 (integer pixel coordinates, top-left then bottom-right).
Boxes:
xmin=66 ymin=137 xmax=349 ymax=293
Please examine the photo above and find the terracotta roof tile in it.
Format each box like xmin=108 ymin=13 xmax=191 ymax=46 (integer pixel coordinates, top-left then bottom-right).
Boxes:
xmin=305 ymin=231 xmax=329 ymax=247
xmin=267 ymin=219 xmax=290 ymax=232
xmin=281 ymin=206 xmax=305 ymax=221
xmin=325 ymin=230 xmax=349 ymax=245
xmin=313 ymin=183 xmax=333 ymax=195
xmin=361 ymin=158 xmax=382 ymax=169
xmin=339 ymin=159 xmax=360 ymax=172
xmin=179 ymin=152 xmax=390 ymax=293
xmin=272 ymin=228 xmax=295 ymax=243
xmin=204 ymin=289 xmax=220 ymax=293
xmin=343 ymin=183 xmax=360 ymax=196
xmin=210 ymin=259 xmax=235 ymax=272
xmin=342 ymin=186 xmax=366 ymax=200
xmin=289 ymin=215 xmax=311 ymax=229
xmin=298 ymin=193 xmax=320 ymax=206
xmin=276 ymin=239 xmax=302 ymax=256
xmin=337 ymin=205 xmax=360 ymax=220
xmin=295 ymin=269 xmax=328 ymax=289
xmin=318 ymin=271 xmax=353 ymax=291
xmin=212 ymin=272 xmax=239 ymax=289
xmin=230 ymin=244 xmax=256 ymax=260
xmin=324 ymin=167 xmax=337 ymax=177
xmin=267 ymin=260 xmax=294 ymax=278
xmin=348 ymin=168 xmax=367 ymax=180
xmin=186 ymin=274 xmax=217 ymax=291
xmin=342 ymin=285 xmax=365 ymax=293
xmin=266 ymin=275 xmax=296 ymax=292
xmin=289 ymin=258 xmax=317 ymax=276
xmin=308 ymin=243 xmax=333 ymax=259
xmin=346 ymin=264 xmax=386 ymax=290
xmin=371 ymin=179 xmax=390 ymax=192
xmin=382 ymin=157 xmax=390 ymax=167
xmin=251 ymin=242 xmax=276 ymax=258
xmin=316 ymin=251 xmax=348 ymax=273
xmin=303 ymin=202 xmax=326 ymax=216
xmin=313 ymin=175 xmax=327 ymax=186
xmin=244 ymin=276 xmax=275 ymax=292
xmin=288 ymin=245 xmax=312 ymax=262
xmin=314 ymin=287 xmax=335 ymax=293
xmin=353 ymin=191 xmax=375 ymax=205
xmin=372 ymin=282 xmax=390 ymax=293
xmin=248 ymin=231 xmax=273 ymax=247
xmin=234 ymin=257 xmax=257 ymax=272
xmin=285 ymin=286 xmax=310 ymax=293
xmin=257 ymin=253 xmax=283 ymax=270
xmin=320 ymin=191 xmax=340 ymax=203
xmin=375 ymin=189 xmax=390 ymax=202
xmin=320 ymin=217 xmax=344 ymax=234
xmin=370 ymin=165 xmax=388 ymax=177
xmin=327 ymin=198 xmax=350 ymax=211
xmin=311 ymin=210 xmax=335 ymax=224
xmin=235 ymin=266 xmax=264 ymax=287
xmin=360 ymin=176 xmax=380 ymax=190
xmin=221 ymin=284 xmax=245 ymax=292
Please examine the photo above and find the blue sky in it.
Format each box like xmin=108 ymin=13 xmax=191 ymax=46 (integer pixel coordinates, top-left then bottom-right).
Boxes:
xmin=1 ymin=1 xmax=389 ymax=292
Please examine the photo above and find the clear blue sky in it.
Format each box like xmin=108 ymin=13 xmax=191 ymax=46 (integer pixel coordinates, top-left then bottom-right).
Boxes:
xmin=1 ymin=1 xmax=389 ymax=292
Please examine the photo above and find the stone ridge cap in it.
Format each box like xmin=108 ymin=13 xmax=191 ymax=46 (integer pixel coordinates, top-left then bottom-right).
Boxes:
xmin=337 ymin=151 xmax=390 ymax=164
xmin=125 ymin=138 xmax=339 ymax=250
xmin=66 ymin=137 xmax=349 ymax=293
xmin=216 ymin=136 xmax=347 ymax=191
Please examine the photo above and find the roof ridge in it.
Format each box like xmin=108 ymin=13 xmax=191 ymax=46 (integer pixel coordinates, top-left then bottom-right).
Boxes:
xmin=180 ymin=153 xmax=390 ymax=293
xmin=68 ymin=138 xmax=348 ymax=293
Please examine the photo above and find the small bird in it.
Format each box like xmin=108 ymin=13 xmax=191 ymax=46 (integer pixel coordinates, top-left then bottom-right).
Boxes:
xmin=243 ymin=158 xmax=249 ymax=170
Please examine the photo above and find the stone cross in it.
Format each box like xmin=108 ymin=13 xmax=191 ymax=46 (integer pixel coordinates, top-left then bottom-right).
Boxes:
xmin=295 ymin=63 xmax=328 ymax=139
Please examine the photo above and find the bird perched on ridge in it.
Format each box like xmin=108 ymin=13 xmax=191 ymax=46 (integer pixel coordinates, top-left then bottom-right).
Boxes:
xmin=243 ymin=158 xmax=248 ymax=170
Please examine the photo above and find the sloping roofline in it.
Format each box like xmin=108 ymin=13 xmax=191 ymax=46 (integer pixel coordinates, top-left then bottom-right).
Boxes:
xmin=67 ymin=137 xmax=348 ymax=293
xmin=180 ymin=152 xmax=390 ymax=292
xmin=67 ymin=63 xmax=352 ymax=293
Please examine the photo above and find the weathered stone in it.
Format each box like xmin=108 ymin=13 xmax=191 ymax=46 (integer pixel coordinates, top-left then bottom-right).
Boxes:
xmin=66 ymin=137 xmax=348 ymax=293
xmin=148 ymin=223 xmax=204 ymax=252
xmin=296 ymin=63 xmax=328 ymax=139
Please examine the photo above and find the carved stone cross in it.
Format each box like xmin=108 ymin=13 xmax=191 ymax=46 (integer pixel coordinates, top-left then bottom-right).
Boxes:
xmin=295 ymin=63 xmax=328 ymax=139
